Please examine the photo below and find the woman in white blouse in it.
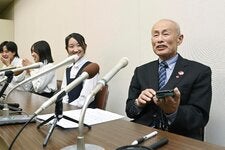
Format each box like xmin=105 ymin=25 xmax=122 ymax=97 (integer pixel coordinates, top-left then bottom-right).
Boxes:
xmin=22 ymin=40 xmax=57 ymax=98
xmin=61 ymin=33 xmax=99 ymax=108
xmin=0 ymin=41 xmax=26 ymax=90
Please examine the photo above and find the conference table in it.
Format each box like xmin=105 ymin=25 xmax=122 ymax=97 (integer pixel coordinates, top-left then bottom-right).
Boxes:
xmin=0 ymin=90 xmax=225 ymax=150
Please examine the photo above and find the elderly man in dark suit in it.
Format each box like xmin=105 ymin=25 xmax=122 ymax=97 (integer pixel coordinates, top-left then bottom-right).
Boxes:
xmin=126 ymin=19 xmax=212 ymax=141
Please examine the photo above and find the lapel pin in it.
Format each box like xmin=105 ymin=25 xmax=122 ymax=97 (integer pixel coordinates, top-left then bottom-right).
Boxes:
xmin=178 ymin=71 xmax=184 ymax=76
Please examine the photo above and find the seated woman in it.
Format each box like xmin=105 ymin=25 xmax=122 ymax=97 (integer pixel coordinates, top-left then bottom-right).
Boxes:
xmin=22 ymin=40 xmax=57 ymax=98
xmin=0 ymin=41 xmax=8 ymax=68
xmin=61 ymin=33 xmax=99 ymax=108
xmin=0 ymin=41 xmax=26 ymax=90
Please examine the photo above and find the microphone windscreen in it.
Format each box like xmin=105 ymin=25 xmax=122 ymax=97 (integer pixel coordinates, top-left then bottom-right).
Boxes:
xmin=83 ymin=63 xmax=99 ymax=78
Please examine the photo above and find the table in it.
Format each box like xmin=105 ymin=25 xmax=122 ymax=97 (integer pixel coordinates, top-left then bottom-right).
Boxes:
xmin=0 ymin=90 xmax=225 ymax=150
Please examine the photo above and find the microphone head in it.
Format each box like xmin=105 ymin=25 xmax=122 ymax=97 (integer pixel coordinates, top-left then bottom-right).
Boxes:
xmin=71 ymin=54 xmax=80 ymax=63
xmin=120 ymin=57 xmax=129 ymax=68
xmin=37 ymin=62 xmax=44 ymax=67
xmin=83 ymin=63 xmax=100 ymax=78
xmin=63 ymin=54 xmax=80 ymax=64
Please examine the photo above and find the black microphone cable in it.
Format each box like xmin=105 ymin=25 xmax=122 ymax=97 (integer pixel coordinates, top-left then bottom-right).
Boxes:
xmin=8 ymin=114 xmax=37 ymax=150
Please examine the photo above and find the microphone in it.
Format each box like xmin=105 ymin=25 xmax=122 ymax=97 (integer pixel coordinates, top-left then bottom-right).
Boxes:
xmin=0 ymin=76 xmax=7 ymax=84
xmin=0 ymin=62 xmax=44 ymax=99
xmin=0 ymin=62 xmax=43 ymax=77
xmin=99 ymin=57 xmax=129 ymax=83
xmin=0 ymin=66 xmax=17 ymax=72
xmin=34 ymin=62 xmax=99 ymax=115
xmin=79 ymin=57 xmax=129 ymax=106
xmin=62 ymin=57 xmax=129 ymax=150
xmin=4 ymin=55 xmax=80 ymax=103
xmin=1 ymin=55 xmax=82 ymax=149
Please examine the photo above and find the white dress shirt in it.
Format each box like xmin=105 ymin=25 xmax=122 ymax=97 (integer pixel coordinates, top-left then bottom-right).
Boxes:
xmin=6 ymin=57 xmax=27 ymax=91
xmin=24 ymin=63 xmax=57 ymax=94
xmin=61 ymin=56 xmax=99 ymax=108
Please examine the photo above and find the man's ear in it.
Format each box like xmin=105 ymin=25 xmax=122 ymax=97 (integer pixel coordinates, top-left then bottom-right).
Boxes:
xmin=177 ymin=34 xmax=184 ymax=46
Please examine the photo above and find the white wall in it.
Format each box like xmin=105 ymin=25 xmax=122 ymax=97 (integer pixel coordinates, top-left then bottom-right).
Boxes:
xmin=0 ymin=19 xmax=14 ymax=42
xmin=0 ymin=19 xmax=14 ymax=67
xmin=11 ymin=0 xmax=225 ymax=147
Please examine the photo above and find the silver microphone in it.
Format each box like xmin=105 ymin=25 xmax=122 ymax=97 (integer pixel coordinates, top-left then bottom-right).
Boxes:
xmin=99 ymin=57 xmax=129 ymax=83
xmin=4 ymin=55 xmax=80 ymax=102
xmin=0 ymin=76 xmax=8 ymax=84
xmin=0 ymin=62 xmax=44 ymax=108
xmin=62 ymin=57 xmax=129 ymax=150
xmin=34 ymin=62 xmax=99 ymax=115
xmin=0 ymin=66 xmax=17 ymax=72
xmin=0 ymin=62 xmax=43 ymax=76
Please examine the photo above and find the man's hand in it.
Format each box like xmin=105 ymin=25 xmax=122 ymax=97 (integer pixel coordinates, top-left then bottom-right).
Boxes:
xmin=135 ymin=89 xmax=156 ymax=107
xmin=153 ymin=87 xmax=181 ymax=114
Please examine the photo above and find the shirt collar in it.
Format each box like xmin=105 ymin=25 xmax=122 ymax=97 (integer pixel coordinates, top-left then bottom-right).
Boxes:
xmin=159 ymin=54 xmax=178 ymax=69
xmin=11 ymin=56 xmax=19 ymax=66
xmin=67 ymin=56 xmax=88 ymax=68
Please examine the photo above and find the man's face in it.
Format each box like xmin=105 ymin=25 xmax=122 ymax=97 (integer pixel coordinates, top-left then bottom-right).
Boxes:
xmin=151 ymin=20 xmax=183 ymax=60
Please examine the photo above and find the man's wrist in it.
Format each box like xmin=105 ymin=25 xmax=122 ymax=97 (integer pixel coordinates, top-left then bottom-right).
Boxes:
xmin=134 ymin=99 xmax=139 ymax=106
xmin=135 ymin=99 xmax=144 ymax=108
xmin=133 ymin=99 xmax=144 ymax=114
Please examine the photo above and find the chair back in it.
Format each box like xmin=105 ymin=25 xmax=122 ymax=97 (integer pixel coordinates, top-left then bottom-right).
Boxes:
xmin=94 ymin=85 xmax=109 ymax=110
xmin=56 ymin=79 xmax=109 ymax=109
xmin=57 ymin=80 xmax=62 ymax=91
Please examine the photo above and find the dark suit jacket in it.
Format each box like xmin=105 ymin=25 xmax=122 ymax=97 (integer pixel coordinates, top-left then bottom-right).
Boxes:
xmin=126 ymin=54 xmax=212 ymax=140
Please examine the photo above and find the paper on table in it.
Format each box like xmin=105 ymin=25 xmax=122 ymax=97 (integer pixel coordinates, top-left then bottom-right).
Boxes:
xmin=36 ymin=108 xmax=124 ymax=128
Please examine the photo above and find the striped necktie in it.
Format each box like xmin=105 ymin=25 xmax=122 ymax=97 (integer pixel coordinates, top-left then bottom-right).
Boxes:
xmin=158 ymin=61 xmax=168 ymax=90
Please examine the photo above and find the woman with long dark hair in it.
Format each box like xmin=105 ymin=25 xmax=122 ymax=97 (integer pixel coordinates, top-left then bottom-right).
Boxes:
xmin=22 ymin=40 xmax=57 ymax=98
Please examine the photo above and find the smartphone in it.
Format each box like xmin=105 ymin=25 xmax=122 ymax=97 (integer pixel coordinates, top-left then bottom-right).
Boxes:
xmin=156 ymin=89 xmax=174 ymax=99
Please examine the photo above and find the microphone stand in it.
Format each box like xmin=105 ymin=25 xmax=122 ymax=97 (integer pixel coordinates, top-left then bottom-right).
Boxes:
xmin=0 ymin=73 xmax=22 ymax=112
xmin=0 ymin=72 xmax=13 ymax=98
xmin=62 ymin=57 xmax=129 ymax=150
xmin=62 ymin=81 xmax=106 ymax=150
xmin=37 ymin=92 xmax=91 ymax=147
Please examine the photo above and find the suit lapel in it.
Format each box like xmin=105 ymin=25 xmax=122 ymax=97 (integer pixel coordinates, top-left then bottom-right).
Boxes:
xmin=163 ymin=55 xmax=189 ymax=90
xmin=148 ymin=61 xmax=160 ymax=90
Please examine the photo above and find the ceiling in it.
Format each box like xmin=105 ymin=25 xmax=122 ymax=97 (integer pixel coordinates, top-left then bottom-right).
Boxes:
xmin=0 ymin=0 xmax=13 ymax=14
